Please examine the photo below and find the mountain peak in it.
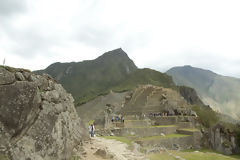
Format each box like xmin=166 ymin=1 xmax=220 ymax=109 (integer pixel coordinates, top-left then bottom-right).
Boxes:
xmin=168 ymin=65 xmax=217 ymax=76
xmin=97 ymin=48 xmax=128 ymax=59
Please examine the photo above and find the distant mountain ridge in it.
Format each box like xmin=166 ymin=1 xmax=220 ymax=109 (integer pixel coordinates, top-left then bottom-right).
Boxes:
xmin=35 ymin=48 xmax=175 ymax=105
xmin=166 ymin=65 xmax=240 ymax=119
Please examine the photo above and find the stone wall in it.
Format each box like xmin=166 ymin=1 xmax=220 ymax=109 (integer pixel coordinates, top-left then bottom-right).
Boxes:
xmin=150 ymin=116 xmax=197 ymax=126
xmin=117 ymin=126 xmax=178 ymax=137
xmin=136 ymin=135 xmax=199 ymax=150
xmin=0 ymin=66 xmax=88 ymax=160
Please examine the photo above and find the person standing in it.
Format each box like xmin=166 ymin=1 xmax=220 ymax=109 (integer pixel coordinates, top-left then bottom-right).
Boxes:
xmin=90 ymin=124 xmax=95 ymax=137
xmin=88 ymin=125 xmax=92 ymax=137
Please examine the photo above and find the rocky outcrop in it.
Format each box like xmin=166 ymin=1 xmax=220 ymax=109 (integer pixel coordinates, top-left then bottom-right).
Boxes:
xmin=0 ymin=66 xmax=88 ymax=160
xmin=178 ymin=86 xmax=204 ymax=106
xmin=208 ymin=124 xmax=240 ymax=155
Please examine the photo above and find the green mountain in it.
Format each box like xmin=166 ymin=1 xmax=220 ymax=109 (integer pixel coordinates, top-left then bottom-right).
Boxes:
xmin=35 ymin=48 xmax=138 ymax=104
xmin=35 ymin=48 xmax=175 ymax=105
xmin=166 ymin=65 xmax=240 ymax=119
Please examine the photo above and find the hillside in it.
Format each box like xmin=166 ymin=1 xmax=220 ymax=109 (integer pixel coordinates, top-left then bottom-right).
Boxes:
xmin=35 ymin=49 xmax=176 ymax=105
xmin=35 ymin=48 xmax=138 ymax=105
xmin=166 ymin=65 xmax=240 ymax=119
xmin=113 ymin=68 xmax=176 ymax=92
xmin=76 ymin=91 xmax=129 ymax=124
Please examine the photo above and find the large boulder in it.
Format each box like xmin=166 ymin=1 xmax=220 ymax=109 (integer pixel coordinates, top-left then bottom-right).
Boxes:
xmin=0 ymin=66 xmax=88 ymax=160
xmin=0 ymin=67 xmax=15 ymax=85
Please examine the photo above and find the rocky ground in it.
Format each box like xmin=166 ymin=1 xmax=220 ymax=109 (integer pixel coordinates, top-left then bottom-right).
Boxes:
xmin=78 ymin=136 xmax=240 ymax=160
xmin=81 ymin=137 xmax=148 ymax=160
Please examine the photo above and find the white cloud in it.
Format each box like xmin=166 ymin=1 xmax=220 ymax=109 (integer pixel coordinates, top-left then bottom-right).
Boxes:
xmin=0 ymin=0 xmax=240 ymax=77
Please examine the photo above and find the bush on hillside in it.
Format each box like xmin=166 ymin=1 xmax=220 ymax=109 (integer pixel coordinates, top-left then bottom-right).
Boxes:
xmin=192 ymin=105 xmax=219 ymax=128
xmin=236 ymin=127 xmax=240 ymax=147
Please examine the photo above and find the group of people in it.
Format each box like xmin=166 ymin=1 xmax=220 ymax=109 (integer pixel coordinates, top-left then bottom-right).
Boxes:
xmin=111 ymin=116 xmax=124 ymax=123
xmin=149 ymin=112 xmax=169 ymax=117
xmin=88 ymin=124 xmax=95 ymax=137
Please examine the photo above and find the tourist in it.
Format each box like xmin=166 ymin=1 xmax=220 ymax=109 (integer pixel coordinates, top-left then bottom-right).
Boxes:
xmin=88 ymin=124 xmax=92 ymax=137
xmin=90 ymin=124 xmax=95 ymax=137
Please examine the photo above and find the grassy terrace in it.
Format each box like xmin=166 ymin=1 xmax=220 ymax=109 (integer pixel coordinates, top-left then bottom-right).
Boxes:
xmin=178 ymin=128 xmax=200 ymax=132
xmin=128 ymin=125 xmax=177 ymax=129
xmin=0 ymin=154 xmax=9 ymax=160
xmin=149 ymin=150 xmax=240 ymax=160
xmin=102 ymin=136 xmax=132 ymax=145
xmin=183 ymin=149 xmax=240 ymax=159
xmin=139 ymin=134 xmax=190 ymax=141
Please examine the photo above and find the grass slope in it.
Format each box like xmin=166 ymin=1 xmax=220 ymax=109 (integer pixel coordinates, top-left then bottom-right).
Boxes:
xmin=150 ymin=150 xmax=239 ymax=160
xmin=102 ymin=136 xmax=132 ymax=145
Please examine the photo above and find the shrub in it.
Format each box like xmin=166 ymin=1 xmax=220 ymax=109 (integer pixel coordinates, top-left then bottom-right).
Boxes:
xmin=192 ymin=105 xmax=219 ymax=128
xmin=236 ymin=127 xmax=240 ymax=147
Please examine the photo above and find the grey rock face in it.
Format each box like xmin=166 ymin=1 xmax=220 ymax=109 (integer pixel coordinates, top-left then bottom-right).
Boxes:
xmin=0 ymin=81 xmax=41 ymax=137
xmin=0 ymin=68 xmax=15 ymax=85
xmin=15 ymin=72 xmax=25 ymax=81
xmin=208 ymin=124 xmax=240 ymax=155
xmin=0 ymin=66 xmax=88 ymax=160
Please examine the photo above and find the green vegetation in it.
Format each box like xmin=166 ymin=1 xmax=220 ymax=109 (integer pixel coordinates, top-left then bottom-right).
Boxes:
xmin=236 ymin=128 xmax=240 ymax=147
xmin=149 ymin=152 xmax=175 ymax=160
xmin=35 ymin=49 xmax=176 ymax=105
xmin=35 ymin=49 xmax=138 ymax=105
xmin=113 ymin=68 xmax=176 ymax=92
xmin=70 ymin=156 xmax=82 ymax=160
xmin=102 ymin=136 xmax=132 ymax=145
xmin=149 ymin=151 xmax=239 ymax=160
xmin=0 ymin=65 xmax=31 ymax=73
xmin=179 ymin=128 xmax=200 ymax=132
xmin=183 ymin=148 xmax=240 ymax=158
xmin=171 ymin=151 xmax=238 ymax=160
xmin=139 ymin=134 xmax=190 ymax=141
xmin=192 ymin=105 xmax=219 ymax=128
xmin=0 ymin=154 xmax=10 ymax=160
xmin=131 ymin=125 xmax=176 ymax=129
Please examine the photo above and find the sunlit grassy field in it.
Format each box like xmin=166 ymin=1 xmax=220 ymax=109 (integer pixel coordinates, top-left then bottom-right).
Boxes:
xmin=179 ymin=128 xmax=200 ymax=132
xmin=102 ymin=136 xmax=132 ymax=145
xmin=149 ymin=150 xmax=240 ymax=160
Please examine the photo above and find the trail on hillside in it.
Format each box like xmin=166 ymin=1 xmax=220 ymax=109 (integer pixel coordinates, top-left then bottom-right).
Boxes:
xmin=82 ymin=137 xmax=148 ymax=160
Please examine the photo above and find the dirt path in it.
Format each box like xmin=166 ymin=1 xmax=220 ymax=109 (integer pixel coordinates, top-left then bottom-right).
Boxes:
xmin=82 ymin=136 xmax=149 ymax=160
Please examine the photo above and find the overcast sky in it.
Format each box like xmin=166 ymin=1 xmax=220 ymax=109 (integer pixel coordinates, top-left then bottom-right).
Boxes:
xmin=0 ymin=0 xmax=240 ymax=77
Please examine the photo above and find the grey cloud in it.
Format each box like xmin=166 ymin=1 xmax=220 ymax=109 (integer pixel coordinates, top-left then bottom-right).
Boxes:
xmin=73 ymin=26 xmax=116 ymax=48
xmin=0 ymin=22 xmax=64 ymax=58
xmin=0 ymin=0 xmax=27 ymax=16
xmin=10 ymin=29 xmax=63 ymax=58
